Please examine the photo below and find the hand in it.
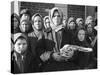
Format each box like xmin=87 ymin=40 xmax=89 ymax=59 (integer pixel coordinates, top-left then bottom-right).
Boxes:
xmin=52 ymin=52 xmax=64 ymax=61
xmin=40 ymin=51 xmax=51 ymax=62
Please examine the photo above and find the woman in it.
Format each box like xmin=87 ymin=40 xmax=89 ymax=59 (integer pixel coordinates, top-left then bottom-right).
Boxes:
xmin=20 ymin=9 xmax=31 ymax=22
xmin=85 ymin=16 xmax=97 ymax=59
xmin=19 ymin=19 xmax=33 ymax=34
xmin=28 ymin=13 xmax=53 ymax=71
xmin=72 ymin=28 xmax=96 ymax=69
xmin=43 ymin=16 xmax=52 ymax=40
xmin=76 ymin=18 xmax=84 ymax=29
xmin=11 ymin=13 xmax=20 ymax=51
xmin=66 ymin=17 xmax=77 ymax=44
xmin=42 ymin=7 xmax=79 ymax=72
xmin=11 ymin=13 xmax=20 ymax=34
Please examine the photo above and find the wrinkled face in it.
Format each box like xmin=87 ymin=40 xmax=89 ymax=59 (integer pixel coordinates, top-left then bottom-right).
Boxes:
xmin=33 ymin=16 xmax=42 ymax=30
xmin=21 ymin=14 xmax=30 ymax=21
xmin=69 ymin=21 xmax=75 ymax=30
xmin=52 ymin=11 xmax=61 ymax=26
xmin=78 ymin=29 xmax=85 ymax=41
xmin=87 ymin=24 xmax=93 ymax=33
xmin=45 ymin=18 xmax=50 ymax=28
xmin=20 ymin=21 xmax=30 ymax=32
xmin=14 ymin=39 xmax=27 ymax=54
xmin=12 ymin=17 xmax=19 ymax=30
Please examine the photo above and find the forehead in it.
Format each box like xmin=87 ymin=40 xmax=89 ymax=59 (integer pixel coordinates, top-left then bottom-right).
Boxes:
xmin=70 ymin=21 xmax=75 ymax=24
xmin=22 ymin=14 xmax=30 ymax=16
xmin=21 ymin=21 xmax=28 ymax=24
xmin=45 ymin=18 xmax=50 ymax=22
xmin=78 ymin=29 xmax=85 ymax=34
xmin=34 ymin=16 xmax=42 ymax=20
xmin=53 ymin=10 xmax=60 ymax=15
xmin=15 ymin=38 xmax=27 ymax=43
xmin=13 ymin=17 xmax=18 ymax=20
xmin=87 ymin=24 xmax=92 ymax=27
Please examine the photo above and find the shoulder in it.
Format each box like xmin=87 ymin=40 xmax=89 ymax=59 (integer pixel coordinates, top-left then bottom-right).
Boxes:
xmin=28 ymin=31 xmax=35 ymax=37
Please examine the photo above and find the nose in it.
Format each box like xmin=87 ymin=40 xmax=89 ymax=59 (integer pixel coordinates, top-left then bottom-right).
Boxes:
xmin=20 ymin=44 xmax=24 ymax=49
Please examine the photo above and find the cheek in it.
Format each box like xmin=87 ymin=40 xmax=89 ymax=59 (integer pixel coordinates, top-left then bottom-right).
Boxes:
xmin=14 ymin=45 xmax=19 ymax=51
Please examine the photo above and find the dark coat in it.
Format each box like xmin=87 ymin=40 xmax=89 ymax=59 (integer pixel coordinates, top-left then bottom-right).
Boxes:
xmin=11 ymin=51 xmax=38 ymax=74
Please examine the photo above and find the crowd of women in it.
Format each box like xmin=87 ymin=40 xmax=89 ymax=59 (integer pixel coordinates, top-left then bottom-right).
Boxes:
xmin=11 ymin=7 xmax=97 ymax=74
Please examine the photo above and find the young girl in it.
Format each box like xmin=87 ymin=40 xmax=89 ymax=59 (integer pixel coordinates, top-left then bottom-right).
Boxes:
xmin=11 ymin=33 xmax=38 ymax=73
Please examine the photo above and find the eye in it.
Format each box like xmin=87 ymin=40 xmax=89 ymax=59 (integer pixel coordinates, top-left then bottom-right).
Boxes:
xmin=23 ymin=43 xmax=27 ymax=45
xmin=18 ymin=43 xmax=21 ymax=45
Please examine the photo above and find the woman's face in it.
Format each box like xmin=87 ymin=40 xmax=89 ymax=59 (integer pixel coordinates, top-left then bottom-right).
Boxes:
xmin=12 ymin=17 xmax=19 ymax=30
xmin=69 ymin=21 xmax=75 ymax=30
xmin=33 ymin=16 xmax=42 ymax=30
xmin=14 ymin=39 xmax=27 ymax=54
xmin=20 ymin=21 xmax=30 ymax=32
xmin=45 ymin=18 xmax=50 ymax=28
xmin=78 ymin=30 xmax=85 ymax=41
xmin=87 ymin=24 xmax=93 ymax=34
xmin=52 ymin=11 xmax=61 ymax=26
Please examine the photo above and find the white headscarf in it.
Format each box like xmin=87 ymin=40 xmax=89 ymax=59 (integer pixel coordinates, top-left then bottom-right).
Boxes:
xmin=49 ymin=7 xmax=63 ymax=31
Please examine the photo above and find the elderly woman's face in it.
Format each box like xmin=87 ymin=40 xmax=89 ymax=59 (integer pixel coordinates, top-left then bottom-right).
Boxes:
xmin=69 ymin=21 xmax=75 ymax=30
xmin=78 ymin=30 xmax=85 ymax=41
xmin=33 ymin=16 xmax=42 ymax=30
xmin=52 ymin=11 xmax=61 ymax=26
xmin=45 ymin=18 xmax=50 ymax=28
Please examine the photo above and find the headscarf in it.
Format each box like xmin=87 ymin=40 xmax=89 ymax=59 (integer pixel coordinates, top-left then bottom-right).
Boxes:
xmin=30 ymin=13 xmax=44 ymax=39
xmin=76 ymin=18 xmax=83 ymax=24
xmin=85 ymin=16 xmax=93 ymax=25
xmin=11 ymin=13 xmax=20 ymax=34
xmin=43 ymin=16 xmax=50 ymax=29
xmin=67 ymin=17 xmax=75 ymax=30
xmin=49 ymin=7 xmax=63 ymax=31
xmin=13 ymin=33 xmax=27 ymax=43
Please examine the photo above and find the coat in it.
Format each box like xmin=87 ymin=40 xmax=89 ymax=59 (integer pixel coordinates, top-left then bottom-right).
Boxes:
xmin=11 ymin=51 xmax=38 ymax=74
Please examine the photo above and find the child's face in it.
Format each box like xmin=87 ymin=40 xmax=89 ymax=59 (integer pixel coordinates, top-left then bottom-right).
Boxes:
xmin=69 ymin=21 xmax=75 ymax=30
xmin=33 ymin=16 xmax=42 ymax=30
xmin=78 ymin=30 xmax=85 ymax=41
xmin=52 ymin=11 xmax=61 ymax=26
xmin=45 ymin=18 xmax=50 ymax=28
xmin=14 ymin=39 xmax=28 ymax=54
xmin=20 ymin=21 xmax=30 ymax=32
